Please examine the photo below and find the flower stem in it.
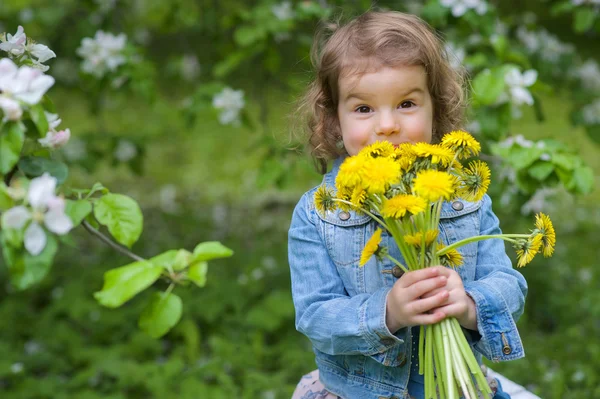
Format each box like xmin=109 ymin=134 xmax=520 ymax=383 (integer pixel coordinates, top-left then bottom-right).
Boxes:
xmin=385 ymin=253 xmax=409 ymax=273
xmin=436 ymin=234 xmax=531 ymax=256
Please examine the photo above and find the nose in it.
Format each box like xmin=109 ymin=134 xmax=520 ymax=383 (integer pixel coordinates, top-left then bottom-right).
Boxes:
xmin=376 ymin=110 xmax=399 ymax=136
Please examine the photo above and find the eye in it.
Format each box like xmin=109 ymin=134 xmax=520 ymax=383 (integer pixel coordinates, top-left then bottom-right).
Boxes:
xmin=399 ymin=101 xmax=415 ymax=109
xmin=355 ymin=105 xmax=372 ymax=113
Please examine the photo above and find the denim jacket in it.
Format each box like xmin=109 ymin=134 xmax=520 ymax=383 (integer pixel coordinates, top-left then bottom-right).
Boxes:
xmin=288 ymin=157 xmax=528 ymax=399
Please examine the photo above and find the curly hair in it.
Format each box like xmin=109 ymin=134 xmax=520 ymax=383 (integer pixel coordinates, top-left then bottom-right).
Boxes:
xmin=297 ymin=11 xmax=467 ymax=174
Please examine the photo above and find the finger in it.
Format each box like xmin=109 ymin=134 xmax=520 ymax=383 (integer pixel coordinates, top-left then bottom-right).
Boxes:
xmin=408 ymin=290 xmax=449 ymax=315
xmin=398 ymin=267 xmax=441 ymax=288
xmin=431 ymin=303 xmax=466 ymax=319
xmin=411 ymin=310 xmax=446 ymax=326
xmin=408 ymin=276 xmax=448 ymax=299
xmin=420 ymin=286 xmax=446 ymax=299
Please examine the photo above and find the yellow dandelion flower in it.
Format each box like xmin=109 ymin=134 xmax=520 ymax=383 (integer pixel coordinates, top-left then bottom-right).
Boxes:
xmin=412 ymin=170 xmax=455 ymax=202
xmin=362 ymin=141 xmax=396 ymax=158
xmin=437 ymin=243 xmax=464 ymax=267
xmin=381 ymin=194 xmax=427 ymax=219
xmin=404 ymin=230 xmax=439 ymax=247
xmin=515 ymin=234 xmax=543 ymax=268
xmin=336 ymin=155 xmax=367 ymax=191
xmin=457 ymin=160 xmax=491 ymax=202
xmin=441 ymin=130 xmax=481 ymax=159
xmin=314 ymin=185 xmax=337 ymax=215
xmin=392 ymin=143 xmax=417 ymax=170
xmin=535 ymin=212 xmax=556 ymax=257
xmin=413 ymin=142 xmax=454 ymax=166
xmin=350 ymin=186 xmax=369 ymax=211
xmin=361 ymin=157 xmax=401 ymax=195
xmin=360 ymin=228 xmax=383 ymax=266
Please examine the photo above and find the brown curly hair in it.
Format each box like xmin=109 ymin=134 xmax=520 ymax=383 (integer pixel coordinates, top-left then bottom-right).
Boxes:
xmin=297 ymin=11 xmax=467 ymax=174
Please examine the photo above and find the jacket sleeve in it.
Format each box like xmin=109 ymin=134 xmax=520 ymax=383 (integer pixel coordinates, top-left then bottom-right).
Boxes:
xmin=463 ymin=194 xmax=528 ymax=362
xmin=288 ymin=191 xmax=408 ymax=366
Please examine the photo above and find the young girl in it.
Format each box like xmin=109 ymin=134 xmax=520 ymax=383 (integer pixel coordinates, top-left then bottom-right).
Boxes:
xmin=288 ymin=11 xmax=526 ymax=399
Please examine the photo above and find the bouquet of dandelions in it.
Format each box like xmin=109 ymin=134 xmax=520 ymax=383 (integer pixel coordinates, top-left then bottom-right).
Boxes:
xmin=314 ymin=131 xmax=556 ymax=399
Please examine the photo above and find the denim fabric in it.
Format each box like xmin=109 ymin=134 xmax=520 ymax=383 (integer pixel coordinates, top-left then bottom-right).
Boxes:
xmin=288 ymin=156 xmax=528 ymax=399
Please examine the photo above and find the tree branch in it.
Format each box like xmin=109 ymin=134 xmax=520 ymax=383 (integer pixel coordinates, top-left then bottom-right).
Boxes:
xmin=81 ymin=220 xmax=145 ymax=262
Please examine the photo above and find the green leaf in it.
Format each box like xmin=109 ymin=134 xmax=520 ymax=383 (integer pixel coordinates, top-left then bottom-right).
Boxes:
xmin=192 ymin=241 xmax=234 ymax=262
xmin=552 ymin=153 xmax=576 ymax=171
xmin=0 ymin=122 xmax=25 ymax=174
xmin=527 ymin=161 xmax=555 ymax=181
xmin=18 ymin=156 xmax=69 ymax=184
xmin=574 ymin=9 xmax=595 ymax=33
xmin=138 ymin=292 xmax=183 ymax=338
xmin=64 ymin=199 xmax=93 ymax=226
xmin=2 ymin=233 xmax=58 ymax=291
xmin=187 ymin=261 xmax=207 ymax=287
xmin=0 ymin=182 xmax=14 ymax=211
xmin=94 ymin=260 xmax=163 ymax=308
xmin=148 ymin=249 xmax=191 ymax=272
xmin=572 ymin=166 xmax=594 ymax=194
xmin=491 ymin=35 xmax=508 ymax=58
xmin=94 ymin=193 xmax=143 ymax=248
xmin=28 ymin=104 xmax=48 ymax=137
xmin=472 ymin=69 xmax=506 ymax=106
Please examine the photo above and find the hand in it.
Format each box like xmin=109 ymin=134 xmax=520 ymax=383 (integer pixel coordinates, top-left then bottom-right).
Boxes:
xmin=385 ymin=267 xmax=450 ymax=333
xmin=423 ymin=266 xmax=478 ymax=331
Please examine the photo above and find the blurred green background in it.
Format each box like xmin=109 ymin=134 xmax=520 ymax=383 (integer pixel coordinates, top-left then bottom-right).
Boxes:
xmin=1 ymin=0 xmax=599 ymax=398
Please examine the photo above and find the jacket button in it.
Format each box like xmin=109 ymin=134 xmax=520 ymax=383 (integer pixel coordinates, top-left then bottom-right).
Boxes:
xmin=503 ymin=345 xmax=512 ymax=355
xmin=380 ymin=338 xmax=395 ymax=346
xmin=397 ymin=353 xmax=407 ymax=367
xmin=392 ymin=266 xmax=404 ymax=278
xmin=451 ymin=201 xmax=464 ymax=211
xmin=338 ymin=211 xmax=350 ymax=221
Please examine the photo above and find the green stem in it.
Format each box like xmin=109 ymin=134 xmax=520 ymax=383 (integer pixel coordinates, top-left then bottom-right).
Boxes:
xmin=436 ymin=234 xmax=531 ymax=256
xmin=385 ymin=253 xmax=409 ymax=273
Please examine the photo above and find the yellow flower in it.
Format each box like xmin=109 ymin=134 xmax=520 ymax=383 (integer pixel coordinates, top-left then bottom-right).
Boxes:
xmin=457 ymin=160 xmax=491 ymax=202
xmin=515 ymin=234 xmax=542 ymax=268
xmin=404 ymin=230 xmax=439 ymax=247
xmin=360 ymin=228 xmax=383 ymax=266
xmin=314 ymin=185 xmax=337 ymax=215
xmin=441 ymin=130 xmax=481 ymax=159
xmin=437 ymin=243 xmax=464 ymax=267
xmin=336 ymin=155 xmax=367 ymax=191
xmin=362 ymin=141 xmax=396 ymax=158
xmin=361 ymin=157 xmax=401 ymax=195
xmin=392 ymin=143 xmax=417 ymax=170
xmin=381 ymin=195 xmax=427 ymax=219
xmin=412 ymin=170 xmax=455 ymax=202
xmin=413 ymin=142 xmax=454 ymax=166
xmin=350 ymin=186 xmax=369 ymax=211
xmin=535 ymin=212 xmax=556 ymax=257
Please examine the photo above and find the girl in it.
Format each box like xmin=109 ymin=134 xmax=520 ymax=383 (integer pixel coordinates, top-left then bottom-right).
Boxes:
xmin=288 ymin=10 xmax=526 ymax=399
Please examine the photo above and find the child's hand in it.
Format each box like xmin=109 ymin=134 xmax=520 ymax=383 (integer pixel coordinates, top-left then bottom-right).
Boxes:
xmin=385 ymin=267 xmax=449 ymax=333
xmin=423 ymin=267 xmax=478 ymax=331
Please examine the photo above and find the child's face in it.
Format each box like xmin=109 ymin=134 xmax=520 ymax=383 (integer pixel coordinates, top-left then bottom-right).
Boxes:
xmin=336 ymin=65 xmax=434 ymax=156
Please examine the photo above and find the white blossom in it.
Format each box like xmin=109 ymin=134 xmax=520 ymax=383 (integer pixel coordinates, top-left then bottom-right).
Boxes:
xmin=114 ymin=139 xmax=137 ymax=162
xmin=0 ymin=26 xmax=27 ymax=57
xmin=11 ymin=363 xmax=24 ymax=374
xmin=0 ymin=26 xmax=56 ymax=71
xmin=0 ymin=58 xmax=54 ymax=119
xmin=439 ymin=0 xmax=488 ymax=17
xmin=504 ymin=68 xmax=537 ymax=106
xmin=575 ymin=60 xmax=600 ymax=91
xmin=520 ymin=188 xmax=558 ymax=215
xmin=271 ymin=1 xmax=295 ymax=20
xmin=212 ymin=87 xmax=245 ymax=126
xmin=498 ymin=134 xmax=534 ymax=148
xmin=582 ymin=99 xmax=600 ymax=125
xmin=0 ymin=96 xmax=23 ymax=121
xmin=76 ymin=31 xmax=127 ymax=78
xmin=39 ymin=128 xmax=71 ymax=149
xmin=1 ymin=173 xmax=73 ymax=256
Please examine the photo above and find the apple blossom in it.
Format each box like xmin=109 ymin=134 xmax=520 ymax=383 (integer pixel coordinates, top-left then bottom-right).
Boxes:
xmin=504 ymin=68 xmax=537 ymax=106
xmin=76 ymin=31 xmax=127 ymax=78
xmin=439 ymin=0 xmax=488 ymax=17
xmin=212 ymin=87 xmax=245 ymax=126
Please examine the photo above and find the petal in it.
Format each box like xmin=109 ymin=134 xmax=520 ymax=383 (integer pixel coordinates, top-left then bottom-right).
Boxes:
xmin=504 ymin=68 xmax=521 ymax=86
xmin=511 ymin=87 xmax=534 ymax=106
xmin=24 ymin=222 xmax=46 ymax=256
xmin=44 ymin=210 xmax=73 ymax=234
xmin=27 ymin=173 xmax=57 ymax=209
xmin=1 ymin=206 xmax=31 ymax=229
xmin=522 ymin=69 xmax=538 ymax=86
xmin=29 ymin=43 xmax=56 ymax=63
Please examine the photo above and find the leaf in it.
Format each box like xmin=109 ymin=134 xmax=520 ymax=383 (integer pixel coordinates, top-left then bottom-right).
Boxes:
xmin=1 ymin=233 xmax=58 ymax=291
xmin=18 ymin=156 xmax=69 ymax=184
xmin=28 ymin=103 xmax=49 ymax=137
xmin=149 ymin=249 xmax=191 ymax=272
xmin=94 ymin=260 xmax=163 ymax=308
xmin=552 ymin=153 xmax=576 ymax=171
xmin=192 ymin=241 xmax=234 ymax=262
xmin=188 ymin=261 xmax=207 ymax=287
xmin=574 ymin=9 xmax=595 ymax=33
xmin=527 ymin=161 xmax=555 ymax=181
xmin=0 ymin=182 xmax=14 ymax=211
xmin=472 ymin=69 xmax=506 ymax=106
xmin=94 ymin=193 xmax=143 ymax=248
xmin=138 ymin=292 xmax=183 ymax=338
xmin=572 ymin=166 xmax=594 ymax=195
xmin=64 ymin=199 xmax=93 ymax=226
xmin=0 ymin=122 xmax=25 ymax=174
